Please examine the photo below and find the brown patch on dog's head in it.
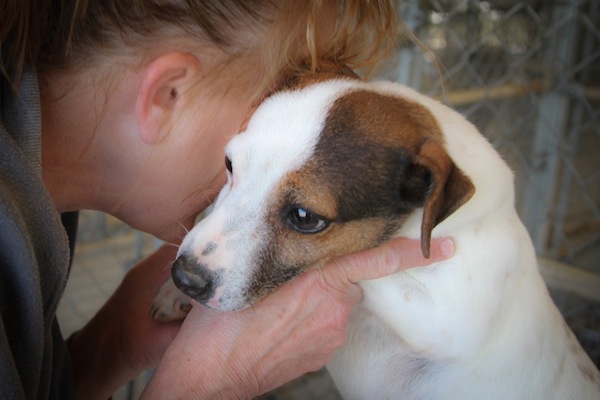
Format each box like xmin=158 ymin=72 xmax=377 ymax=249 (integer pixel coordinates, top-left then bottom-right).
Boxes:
xmin=322 ymin=89 xmax=475 ymax=258
xmin=268 ymin=89 xmax=474 ymax=271
xmin=243 ymin=85 xmax=475 ymax=301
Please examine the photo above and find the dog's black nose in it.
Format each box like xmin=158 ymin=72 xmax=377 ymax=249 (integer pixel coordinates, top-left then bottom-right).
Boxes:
xmin=171 ymin=254 xmax=219 ymax=304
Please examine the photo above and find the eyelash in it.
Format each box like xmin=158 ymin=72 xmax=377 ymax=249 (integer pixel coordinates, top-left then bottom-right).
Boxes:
xmin=225 ymin=156 xmax=233 ymax=174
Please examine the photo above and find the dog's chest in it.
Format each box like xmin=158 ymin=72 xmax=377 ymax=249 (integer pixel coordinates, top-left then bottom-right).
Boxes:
xmin=328 ymin=304 xmax=438 ymax=400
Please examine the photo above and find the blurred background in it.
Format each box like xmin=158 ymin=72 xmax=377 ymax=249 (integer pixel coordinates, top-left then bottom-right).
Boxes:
xmin=57 ymin=0 xmax=599 ymax=398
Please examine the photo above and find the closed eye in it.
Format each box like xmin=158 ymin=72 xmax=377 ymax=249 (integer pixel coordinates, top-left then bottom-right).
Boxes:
xmin=285 ymin=206 xmax=330 ymax=234
xmin=225 ymin=156 xmax=233 ymax=174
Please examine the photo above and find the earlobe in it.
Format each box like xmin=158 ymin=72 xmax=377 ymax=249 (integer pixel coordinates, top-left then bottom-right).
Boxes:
xmin=135 ymin=53 xmax=201 ymax=145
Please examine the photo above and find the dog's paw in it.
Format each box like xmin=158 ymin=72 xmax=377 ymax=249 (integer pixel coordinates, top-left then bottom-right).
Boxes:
xmin=150 ymin=278 xmax=192 ymax=322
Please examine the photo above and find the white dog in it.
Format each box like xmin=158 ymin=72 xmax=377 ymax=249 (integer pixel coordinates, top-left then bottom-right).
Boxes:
xmin=152 ymin=72 xmax=600 ymax=399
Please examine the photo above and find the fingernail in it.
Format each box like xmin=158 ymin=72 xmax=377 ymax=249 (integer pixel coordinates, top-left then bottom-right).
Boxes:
xmin=441 ymin=238 xmax=454 ymax=257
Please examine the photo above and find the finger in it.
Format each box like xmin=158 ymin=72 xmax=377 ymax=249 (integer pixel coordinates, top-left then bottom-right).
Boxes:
xmin=325 ymin=237 xmax=454 ymax=284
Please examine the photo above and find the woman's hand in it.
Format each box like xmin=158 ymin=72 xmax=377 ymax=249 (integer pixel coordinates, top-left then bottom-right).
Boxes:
xmin=143 ymin=237 xmax=454 ymax=399
xmin=68 ymin=244 xmax=182 ymax=400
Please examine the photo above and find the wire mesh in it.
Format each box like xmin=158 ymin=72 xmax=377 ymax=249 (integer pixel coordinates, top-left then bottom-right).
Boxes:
xmin=380 ymin=0 xmax=600 ymax=366
xmin=385 ymin=0 xmax=600 ymax=269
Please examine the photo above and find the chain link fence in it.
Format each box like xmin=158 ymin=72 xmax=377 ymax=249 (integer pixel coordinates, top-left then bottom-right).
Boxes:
xmin=379 ymin=0 xmax=600 ymax=365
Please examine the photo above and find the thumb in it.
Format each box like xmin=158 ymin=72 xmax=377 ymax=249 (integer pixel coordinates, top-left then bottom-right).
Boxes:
xmin=325 ymin=237 xmax=454 ymax=284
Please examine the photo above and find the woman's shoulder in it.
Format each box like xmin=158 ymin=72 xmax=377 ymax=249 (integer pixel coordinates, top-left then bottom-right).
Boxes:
xmin=0 ymin=70 xmax=70 ymax=313
xmin=0 ymin=100 xmax=72 ymax=398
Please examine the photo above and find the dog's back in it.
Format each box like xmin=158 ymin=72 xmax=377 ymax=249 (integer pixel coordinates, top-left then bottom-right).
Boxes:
xmin=325 ymin=81 xmax=600 ymax=399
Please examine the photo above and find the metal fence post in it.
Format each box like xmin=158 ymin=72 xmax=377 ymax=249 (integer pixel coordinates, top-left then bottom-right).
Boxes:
xmin=522 ymin=0 xmax=581 ymax=253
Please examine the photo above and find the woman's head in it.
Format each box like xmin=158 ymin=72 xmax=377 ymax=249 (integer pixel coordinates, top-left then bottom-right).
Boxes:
xmin=3 ymin=0 xmax=402 ymax=242
xmin=2 ymin=0 xmax=399 ymax=97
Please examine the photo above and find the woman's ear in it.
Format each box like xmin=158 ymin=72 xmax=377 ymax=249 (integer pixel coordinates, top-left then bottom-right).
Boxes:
xmin=136 ymin=52 xmax=201 ymax=145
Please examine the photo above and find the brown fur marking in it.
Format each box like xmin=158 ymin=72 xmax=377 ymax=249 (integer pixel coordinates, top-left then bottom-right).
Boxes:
xmin=246 ymin=83 xmax=475 ymax=299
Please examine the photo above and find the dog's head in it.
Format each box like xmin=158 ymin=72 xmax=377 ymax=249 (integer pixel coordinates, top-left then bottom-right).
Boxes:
xmin=173 ymin=77 xmax=475 ymax=310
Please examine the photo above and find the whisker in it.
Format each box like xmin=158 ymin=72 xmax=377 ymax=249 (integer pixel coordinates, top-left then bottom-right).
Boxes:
xmin=177 ymin=220 xmax=190 ymax=235
xmin=162 ymin=241 xmax=181 ymax=249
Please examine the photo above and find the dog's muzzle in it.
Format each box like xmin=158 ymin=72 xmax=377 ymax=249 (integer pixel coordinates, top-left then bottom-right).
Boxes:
xmin=171 ymin=254 xmax=220 ymax=305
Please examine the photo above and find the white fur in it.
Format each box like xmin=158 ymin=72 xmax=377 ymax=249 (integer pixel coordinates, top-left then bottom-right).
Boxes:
xmin=153 ymin=79 xmax=600 ymax=398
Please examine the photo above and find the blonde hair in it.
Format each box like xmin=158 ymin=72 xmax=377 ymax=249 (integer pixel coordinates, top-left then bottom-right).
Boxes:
xmin=1 ymin=0 xmax=400 ymax=96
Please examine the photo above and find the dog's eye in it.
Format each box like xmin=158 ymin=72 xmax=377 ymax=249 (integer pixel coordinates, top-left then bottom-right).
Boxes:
xmin=225 ymin=156 xmax=233 ymax=174
xmin=286 ymin=207 xmax=329 ymax=234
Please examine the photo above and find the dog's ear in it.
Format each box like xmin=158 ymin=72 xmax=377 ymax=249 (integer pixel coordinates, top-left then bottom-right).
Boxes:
xmin=414 ymin=139 xmax=475 ymax=258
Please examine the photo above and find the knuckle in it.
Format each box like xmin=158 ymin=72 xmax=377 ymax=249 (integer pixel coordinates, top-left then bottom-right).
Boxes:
xmin=315 ymin=266 xmax=352 ymax=299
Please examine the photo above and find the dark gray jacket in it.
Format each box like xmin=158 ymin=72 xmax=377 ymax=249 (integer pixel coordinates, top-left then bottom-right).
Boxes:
xmin=0 ymin=70 xmax=73 ymax=399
